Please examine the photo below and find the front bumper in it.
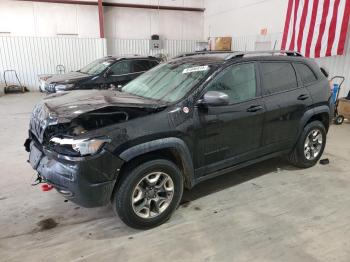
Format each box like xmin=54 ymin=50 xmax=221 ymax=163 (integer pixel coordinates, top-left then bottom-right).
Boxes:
xmin=27 ymin=139 xmax=124 ymax=207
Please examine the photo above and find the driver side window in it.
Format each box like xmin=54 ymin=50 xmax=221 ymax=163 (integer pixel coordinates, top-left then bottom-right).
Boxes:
xmin=109 ymin=61 xmax=132 ymax=75
xmin=206 ymin=63 xmax=257 ymax=104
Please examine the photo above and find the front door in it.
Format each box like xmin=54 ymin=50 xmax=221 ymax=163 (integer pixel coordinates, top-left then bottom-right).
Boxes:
xmin=194 ymin=62 xmax=265 ymax=177
xmin=106 ymin=60 xmax=134 ymax=88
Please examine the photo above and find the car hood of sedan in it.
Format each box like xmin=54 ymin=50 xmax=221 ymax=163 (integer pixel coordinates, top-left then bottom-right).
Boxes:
xmin=46 ymin=71 xmax=91 ymax=84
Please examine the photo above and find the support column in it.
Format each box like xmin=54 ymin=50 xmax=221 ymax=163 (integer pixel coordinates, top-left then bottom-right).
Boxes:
xmin=98 ymin=0 xmax=104 ymax=38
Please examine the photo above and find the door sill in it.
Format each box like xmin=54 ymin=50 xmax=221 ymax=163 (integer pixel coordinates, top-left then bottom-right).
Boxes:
xmin=193 ymin=150 xmax=288 ymax=186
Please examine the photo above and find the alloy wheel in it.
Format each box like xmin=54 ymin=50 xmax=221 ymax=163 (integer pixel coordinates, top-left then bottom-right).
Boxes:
xmin=131 ymin=172 xmax=174 ymax=219
xmin=304 ymin=128 xmax=323 ymax=160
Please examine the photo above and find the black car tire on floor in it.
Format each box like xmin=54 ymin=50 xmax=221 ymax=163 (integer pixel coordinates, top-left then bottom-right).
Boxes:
xmin=288 ymin=120 xmax=327 ymax=168
xmin=113 ymin=159 xmax=184 ymax=229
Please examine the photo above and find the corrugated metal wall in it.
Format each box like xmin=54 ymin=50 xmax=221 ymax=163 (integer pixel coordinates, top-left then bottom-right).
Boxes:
xmin=0 ymin=37 xmax=200 ymax=91
xmin=316 ymin=37 xmax=350 ymax=97
xmin=107 ymin=38 xmax=200 ymax=58
xmin=231 ymin=32 xmax=350 ymax=97
xmin=0 ymin=36 xmax=107 ymax=91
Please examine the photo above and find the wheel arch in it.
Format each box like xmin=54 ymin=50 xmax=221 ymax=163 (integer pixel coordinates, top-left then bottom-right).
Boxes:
xmin=117 ymin=137 xmax=195 ymax=190
xmin=300 ymin=106 xmax=330 ymax=134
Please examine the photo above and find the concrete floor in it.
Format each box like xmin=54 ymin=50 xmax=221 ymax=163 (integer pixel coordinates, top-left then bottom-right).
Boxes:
xmin=1 ymin=92 xmax=350 ymax=262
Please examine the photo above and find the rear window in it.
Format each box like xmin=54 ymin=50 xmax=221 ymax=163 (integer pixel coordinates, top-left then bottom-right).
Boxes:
xmin=132 ymin=60 xmax=151 ymax=73
xmin=294 ymin=63 xmax=317 ymax=84
xmin=260 ymin=62 xmax=298 ymax=94
xmin=149 ymin=60 xmax=159 ymax=68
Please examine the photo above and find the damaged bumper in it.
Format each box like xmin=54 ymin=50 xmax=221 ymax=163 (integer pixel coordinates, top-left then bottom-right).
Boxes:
xmin=26 ymin=139 xmax=123 ymax=207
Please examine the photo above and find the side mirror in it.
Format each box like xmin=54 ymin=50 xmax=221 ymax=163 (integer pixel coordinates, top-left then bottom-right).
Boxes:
xmin=198 ymin=91 xmax=229 ymax=107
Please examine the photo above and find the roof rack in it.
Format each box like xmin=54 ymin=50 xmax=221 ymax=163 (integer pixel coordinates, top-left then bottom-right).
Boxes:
xmin=175 ymin=50 xmax=234 ymax=58
xmin=224 ymin=50 xmax=303 ymax=60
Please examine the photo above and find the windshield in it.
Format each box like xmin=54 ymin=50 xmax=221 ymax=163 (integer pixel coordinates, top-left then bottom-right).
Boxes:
xmin=121 ymin=62 xmax=211 ymax=102
xmin=79 ymin=59 xmax=113 ymax=75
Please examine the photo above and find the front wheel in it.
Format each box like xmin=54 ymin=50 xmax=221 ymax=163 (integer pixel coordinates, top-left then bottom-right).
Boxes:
xmin=113 ymin=159 xmax=184 ymax=229
xmin=288 ymin=120 xmax=327 ymax=168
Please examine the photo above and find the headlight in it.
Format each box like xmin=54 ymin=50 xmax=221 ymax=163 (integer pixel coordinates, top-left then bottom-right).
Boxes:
xmin=50 ymin=137 xmax=110 ymax=156
xmin=55 ymin=83 xmax=75 ymax=92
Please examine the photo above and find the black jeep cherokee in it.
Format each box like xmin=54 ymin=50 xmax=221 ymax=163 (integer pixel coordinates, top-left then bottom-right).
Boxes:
xmin=25 ymin=50 xmax=332 ymax=229
xmin=42 ymin=56 xmax=159 ymax=93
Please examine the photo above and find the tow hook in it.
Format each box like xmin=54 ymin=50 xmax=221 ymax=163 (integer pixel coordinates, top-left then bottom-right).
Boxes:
xmin=31 ymin=173 xmax=54 ymax=192
xmin=31 ymin=173 xmax=43 ymax=186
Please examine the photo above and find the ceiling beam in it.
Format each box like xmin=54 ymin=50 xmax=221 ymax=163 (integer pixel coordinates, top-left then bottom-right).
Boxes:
xmin=16 ymin=0 xmax=205 ymax=12
xmin=103 ymin=2 xmax=205 ymax=12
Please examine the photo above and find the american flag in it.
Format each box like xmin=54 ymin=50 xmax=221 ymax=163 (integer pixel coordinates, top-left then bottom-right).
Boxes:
xmin=281 ymin=0 xmax=350 ymax=58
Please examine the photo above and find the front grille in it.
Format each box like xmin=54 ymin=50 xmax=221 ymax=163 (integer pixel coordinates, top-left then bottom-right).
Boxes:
xmin=45 ymin=83 xmax=56 ymax=93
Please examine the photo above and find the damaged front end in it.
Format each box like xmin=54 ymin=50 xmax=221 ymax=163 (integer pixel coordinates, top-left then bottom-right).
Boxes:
xmin=25 ymin=90 xmax=163 ymax=207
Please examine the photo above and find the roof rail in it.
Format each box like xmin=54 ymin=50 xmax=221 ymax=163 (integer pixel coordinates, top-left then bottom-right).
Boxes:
xmin=225 ymin=50 xmax=303 ymax=60
xmin=175 ymin=50 xmax=234 ymax=58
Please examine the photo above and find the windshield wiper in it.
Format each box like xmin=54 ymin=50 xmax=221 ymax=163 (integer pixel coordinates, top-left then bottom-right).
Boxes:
xmin=121 ymin=90 xmax=167 ymax=104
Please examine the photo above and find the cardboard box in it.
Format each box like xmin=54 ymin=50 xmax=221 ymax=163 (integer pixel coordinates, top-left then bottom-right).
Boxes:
xmin=338 ymin=98 xmax=350 ymax=119
xmin=209 ymin=37 xmax=232 ymax=51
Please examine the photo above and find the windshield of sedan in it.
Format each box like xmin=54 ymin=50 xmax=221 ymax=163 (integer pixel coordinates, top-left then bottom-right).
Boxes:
xmin=121 ymin=62 xmax=212 ymax=103
xmin=79 ymin=59 xmax=113 ymax=75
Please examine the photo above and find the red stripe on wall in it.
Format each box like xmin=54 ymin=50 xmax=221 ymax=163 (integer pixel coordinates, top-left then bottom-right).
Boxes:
xmin=337 ymin=0 xmax=350 ymax=55
xmin=325 ymin=0 xmax=341 ymax=56
xmin=314 ymin=0 xmax=330 ymax=58
xmin=297 ymin=0 xmax=310 ymax=52
xmin=305 ymin=0 xmax=319 ymax=57
xmin=289 ymin=0 xmax=300 ymax=50
xmin=281 ymin=0 xmax=294 ymax=50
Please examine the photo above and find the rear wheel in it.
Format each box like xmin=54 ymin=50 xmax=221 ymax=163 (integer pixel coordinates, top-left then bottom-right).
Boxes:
xmin=288 ymin=121 xmax=326 ymax=168
xmin=113 ymin=159 xmax=183 ymax=229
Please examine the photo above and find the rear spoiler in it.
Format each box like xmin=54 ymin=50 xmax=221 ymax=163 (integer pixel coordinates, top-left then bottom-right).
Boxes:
xmin=320 ymin=66 xmax=329 ymax=78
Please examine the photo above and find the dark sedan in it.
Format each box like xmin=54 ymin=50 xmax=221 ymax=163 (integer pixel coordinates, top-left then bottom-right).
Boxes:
xmin=41 ymin=56 xmax=160 ymax=93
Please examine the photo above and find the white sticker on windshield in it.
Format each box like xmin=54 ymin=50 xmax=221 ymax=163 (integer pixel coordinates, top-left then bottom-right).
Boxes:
xmin=182 ymin=65 xmax=209 ymax=74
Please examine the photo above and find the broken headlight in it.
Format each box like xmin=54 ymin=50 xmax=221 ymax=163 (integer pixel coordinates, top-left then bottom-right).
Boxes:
xmin=49 ymin=137 xmax=110 ymax=156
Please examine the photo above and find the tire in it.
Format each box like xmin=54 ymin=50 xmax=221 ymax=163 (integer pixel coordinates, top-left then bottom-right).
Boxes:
xmin=288 ymin=120 xmax=326 ymax=168
xmin=334 ymin=115 xmax=344 ymax=125
xmin=113 ymin=159 xmax=184 ymax=229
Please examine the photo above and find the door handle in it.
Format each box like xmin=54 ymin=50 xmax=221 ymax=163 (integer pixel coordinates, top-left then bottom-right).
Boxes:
xmin=297 ymin=94 xmax=309 ymax=100
xmin=247 ymin=105 xmax=264 ymax=112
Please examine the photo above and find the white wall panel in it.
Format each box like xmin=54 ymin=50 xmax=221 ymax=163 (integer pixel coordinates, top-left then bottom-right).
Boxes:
xmin=104 ymin=6 xmax=204 ymax=40
xmin=107 ymin=38 xmax=200 ymax=57
xmin=204 ymin=0 xmax=287 ymax=38
xmin=0 ymin=1 xmax=100 ymax=38
xmin=0 ymin=36 xmax=107 ymax=91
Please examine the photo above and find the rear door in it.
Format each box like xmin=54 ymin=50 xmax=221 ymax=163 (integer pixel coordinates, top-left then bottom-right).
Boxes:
xmin=259 ymin=61 xmax=312 ymax=153
xmin=132 ymin=59 xmax=156 ymax=78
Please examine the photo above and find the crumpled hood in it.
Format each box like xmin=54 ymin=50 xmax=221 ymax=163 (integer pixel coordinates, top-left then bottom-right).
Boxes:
xmin=30 ymin=89 xmax=165 ymax=143
xmin=40 ymin=89 xmax=163 ymax=123
xmin=46 ymin=71 xmax=91 ymax=84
